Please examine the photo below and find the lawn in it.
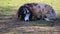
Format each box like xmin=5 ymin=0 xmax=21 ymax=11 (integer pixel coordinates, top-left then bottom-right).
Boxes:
xmin=0 ymin=0 xmax=60 ymax=34
xmin=0 ymin=0 xmax=60 ymax=15
xmin=0 ymin=0 xmax=60 ymax=25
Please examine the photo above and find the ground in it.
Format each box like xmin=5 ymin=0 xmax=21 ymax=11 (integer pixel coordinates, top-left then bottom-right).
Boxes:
xmin=0 ymin=15 xmax=60 ymax=34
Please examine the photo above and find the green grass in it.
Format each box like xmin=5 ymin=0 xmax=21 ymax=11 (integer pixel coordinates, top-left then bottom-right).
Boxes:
xmin=0 ymin=0 xmax=60 ymax=15
xmin=0 ymin=0 xmax=60 ymax=7
xmin=0 ymin=6 xmax=17 ymax=15
xmin=0 ymin=0 xmax=60 ymax=24
xmin=31 ymin=20 xmax=47 ymax=26
xmin=0 ymin=0 xmax=60 ymax=25
xmin=0 ymin=0 xmax=60 ymax=34
xmin=0 ymin=0 xmax=60 ymax=26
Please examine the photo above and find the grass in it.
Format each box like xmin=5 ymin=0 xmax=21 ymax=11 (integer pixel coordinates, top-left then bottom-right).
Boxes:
xmin=4 ymin=30 xmax=46 ymax=34
xmin=0 ymin=0 xmax=60 ymax=34
xmin=0 ymin=0 xmax=60 ymax=26
xmin=0 ymin=0 xmax=60 ymax=7
xmin=31 ymin=20 xmax=47 ymax=26
xmin=0 ymin=0 xmax=60 ymax=25
xmin=0 ymin=0 xmax=60 ymax=15
xmin=0 ymin=6 xmax=17 ymax=15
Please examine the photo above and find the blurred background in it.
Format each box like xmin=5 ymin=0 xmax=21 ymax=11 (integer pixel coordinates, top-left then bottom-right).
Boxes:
xmin=0 ymin=0 xmax=60 ymax=34
xmin=0 ymin=0 xmax=60 ymax=16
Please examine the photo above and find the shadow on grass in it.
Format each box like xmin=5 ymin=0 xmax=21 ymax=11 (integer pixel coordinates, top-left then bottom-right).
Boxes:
xmin=0 ymin=15 xmax=60 ymax=33
xmin=0 ymin=6 xmax=60 ymax=34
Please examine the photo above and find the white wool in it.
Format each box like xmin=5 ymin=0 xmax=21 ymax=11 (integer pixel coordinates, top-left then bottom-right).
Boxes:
xmin=24 ymin=14 xmax=30 ymax=21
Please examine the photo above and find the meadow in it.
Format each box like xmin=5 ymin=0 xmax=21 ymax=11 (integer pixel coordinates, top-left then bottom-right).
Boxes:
xmin=0 ymin=0 xmax=60 ymax=15
xmin=0 ymin=0 xmax=60 ymax=34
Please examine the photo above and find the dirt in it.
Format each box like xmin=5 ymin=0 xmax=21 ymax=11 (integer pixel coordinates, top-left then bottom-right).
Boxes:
xmin=0 ymin=15 xmax=60 ymax=34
